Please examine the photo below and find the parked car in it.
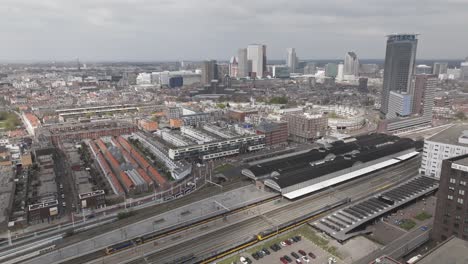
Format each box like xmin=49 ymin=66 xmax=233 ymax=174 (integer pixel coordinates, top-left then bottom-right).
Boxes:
xmin=296 ymin=259 xmax=302 ymax=264
xmin=280 ymin=257 xmax=288 ymax=264
xmin=284 ymin=255 xmax=293 ymax=263
xmin=301 ymin=256 xmax=310 ymax=263
xmin=295 ymin=235 xmax=301 ymax=241
xmin=288 ymin=238 xmax=295 ymax=243
xmin=281 ymin=241 xmax=288 ymax=247
xmin=262 ymin=248 xmax=270 ymax=255
xmin=291 ymin=252 xmax=300 ymax=259
xmin=271 ymin=244 xmax=281 ymax=251
xmin=298 ymin=250 xmax=306 ymax=256
xmin=308 ymin=252 xmax=316 ymax=259
xmin=239 ymin=256 xmax=249 ymax=264
xmin=251 ymin=252 xmax=259 ymax=260
xmin=285 ymin=240 xmax=292 ymax=245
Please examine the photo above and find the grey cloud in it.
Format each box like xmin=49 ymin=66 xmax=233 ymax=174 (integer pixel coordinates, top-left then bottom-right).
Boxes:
xmin=0 ymin=0 xmax=467 ymax=61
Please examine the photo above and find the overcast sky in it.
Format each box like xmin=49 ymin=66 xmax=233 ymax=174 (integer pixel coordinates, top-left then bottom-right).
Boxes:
xmin=1 ymin=0 xmax=467 ymax=62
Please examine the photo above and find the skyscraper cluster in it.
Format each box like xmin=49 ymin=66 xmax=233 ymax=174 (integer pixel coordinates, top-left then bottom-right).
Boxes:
xmin=227 ymin=44 xmax=267 ymax=79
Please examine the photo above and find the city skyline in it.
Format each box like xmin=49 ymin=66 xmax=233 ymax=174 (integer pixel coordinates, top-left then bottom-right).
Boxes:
xmin=1 ymin=0 xmax=468 ymax=61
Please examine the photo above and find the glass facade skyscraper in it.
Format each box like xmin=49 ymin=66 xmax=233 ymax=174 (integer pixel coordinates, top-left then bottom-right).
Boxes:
xmin=380 ymin=34 xmax=418 ymax=117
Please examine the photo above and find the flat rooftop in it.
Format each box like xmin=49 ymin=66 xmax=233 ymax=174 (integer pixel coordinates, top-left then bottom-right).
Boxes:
xmin=427 ymin=124 xmax=468 ymax=146
xmin=417 ymin=236 xmax=468 ymax=264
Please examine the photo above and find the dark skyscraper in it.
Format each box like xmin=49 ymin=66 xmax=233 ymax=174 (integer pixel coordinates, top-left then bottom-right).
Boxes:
xmin=380 ymin=34 xmax=418 ymax=116
xmin=201 ymin=60 xmax=218 ymax=84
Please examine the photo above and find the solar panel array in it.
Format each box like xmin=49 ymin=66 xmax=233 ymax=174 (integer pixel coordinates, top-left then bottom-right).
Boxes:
xmin=314 ymin=176 xmax=438 ymax=241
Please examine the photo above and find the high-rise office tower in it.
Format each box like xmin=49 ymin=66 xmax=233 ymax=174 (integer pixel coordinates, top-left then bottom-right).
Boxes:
xmin=433 ymin=62 xmax=448 ymax=75
xmin=380 ymin=34 xmax=418 ymax=117
xmin=247 ymin=44 xmax=265 ymax=78
xmin=201 ymin=60 xmax=218 ymax=84
xmin=461 ymin=57 xmax=468 ymax=81
xmin=325 ymin=63 xmax=338 ymax=78
xmin=237 ymin=48 xmax=248 ymax=78
xmin=337 ymin=63 xmax=344 ymax=81
xmin=412 ymin=74 xmax=437 ymax=118
xmin=344 ymin=51 xmax=359 ymax=76
xmin=286 ymin=48 xmax=298 ymax=73
xmin=262 ymin=45 xmax=267 ymax=75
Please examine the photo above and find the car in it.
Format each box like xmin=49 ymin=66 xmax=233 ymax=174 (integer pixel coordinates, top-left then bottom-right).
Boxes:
xmin=284 ymin=255 xmax=293 ymax=263
xmin=59 ymin=184 xmax=63 ymax=189
xmin=291 ymin=252 xmax=300 ymax=259
xmin=257 ymin=251 xmax=264 ymax=258
xmin=61 ymin=194 xmax=65 ymax=198
xmin=280 ymin=257 xmax=288 ymax=264
xmin=298 ymin=250 xmax=306 ymax=256
xmin=420 ymin=225 xmax=428 ymax=231
xmin=62 ymin=202 xmax=66 ymax=207
xmin=251 ymin=252 xmax=259 ymax=260
xmin=296 ymin=260 xmax=302 ymax=264
xmin=262 ymin=248 xmax=270 ymax=255
xmin=308 ymin=252 xmax=316 ymax=259
xmin=281 ymin=241 xmax=288 ymax=247
xmin=288 ymin=238 xmax=295 ymax=243
xmin=270 ymin=245 xmax=277 ymax=252
xmin=239 ymin=256 xmax=249 ymax=264
xmin=295 ymin=235 xmax=301 ymax=241
xmin=301 ymin=256 xmax=310 ymax=263
xmin=285 ymin=240 xmax=292 ymax=245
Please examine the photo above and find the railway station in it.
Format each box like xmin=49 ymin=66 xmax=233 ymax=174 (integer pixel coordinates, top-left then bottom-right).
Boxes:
xmin=312 ymin=176 xmax=439 ymax=241
xmin=242 ymin=133 xmax=422 ymax=199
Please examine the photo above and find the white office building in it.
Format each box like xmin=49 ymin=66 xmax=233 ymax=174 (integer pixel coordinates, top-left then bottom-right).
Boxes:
xmin=247 ymin=44 xmax=265 ymax=78
xmin=420 ymin=124 xmax=468 ymax=178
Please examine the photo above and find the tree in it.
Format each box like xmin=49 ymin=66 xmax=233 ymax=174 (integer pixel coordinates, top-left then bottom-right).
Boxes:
xmin=455 ymin=111 xmax=467 ymax=120
xmin=269 ymin=96 xmax=288 ymax=104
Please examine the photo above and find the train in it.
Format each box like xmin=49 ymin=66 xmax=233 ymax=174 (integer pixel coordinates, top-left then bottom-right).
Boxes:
xmin=3 ymin=245 xmax=56 ymax=264
xmin=198 ymin=198 xmax=351 ymax=264
xmin=103 ymin=195 xmax=281 ymax=255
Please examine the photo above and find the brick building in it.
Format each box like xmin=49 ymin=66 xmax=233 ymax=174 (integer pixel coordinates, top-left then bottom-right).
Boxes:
xmin=256 ymin=121 xmax=288 ymax=146
xmin=433 ymin=154 xmax=468 ymax=242
xmin=281 ymin=113 xmax=328 ymax=143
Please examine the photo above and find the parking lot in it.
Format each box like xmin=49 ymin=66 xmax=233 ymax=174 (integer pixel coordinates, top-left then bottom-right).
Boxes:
xmin=366 ymin=195 xmax=436 ymax=245
xmin=221 ymin=225 xmax=341 ymax=264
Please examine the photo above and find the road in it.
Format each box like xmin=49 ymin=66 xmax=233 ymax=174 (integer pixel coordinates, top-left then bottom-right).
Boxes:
xmin=355 ymin=225 xmax=432 ymax=264
xmin=82 ymin=158 xmax=421 ymax=264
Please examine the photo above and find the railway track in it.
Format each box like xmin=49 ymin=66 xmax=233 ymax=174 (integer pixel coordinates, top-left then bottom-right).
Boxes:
xmin=92 ymin=158 xmax=421 ymax=264
xmin=24 ymin=157 xmax=420 ymax=264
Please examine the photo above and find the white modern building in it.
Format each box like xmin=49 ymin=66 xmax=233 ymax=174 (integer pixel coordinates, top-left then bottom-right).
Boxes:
xmin=247 ymin=44 xmax=265 ymax=78
xmin=286 ymin=48 xmax=298 ymax=73
xmin=420 ymin=124 xmax=468 ymax=178
xmin=337 ymin=63 xmax=344 ymax=81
